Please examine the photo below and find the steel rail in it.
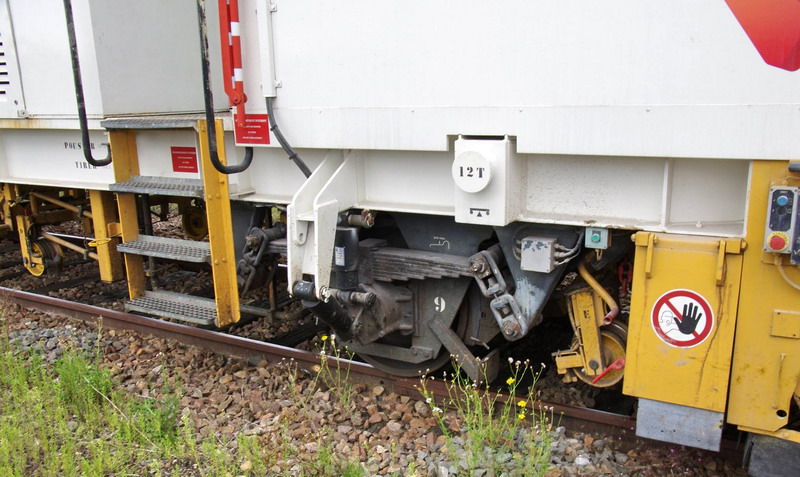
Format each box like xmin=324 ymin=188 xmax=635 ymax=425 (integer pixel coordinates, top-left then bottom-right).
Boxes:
xmin=0 ymin=285 xmax=636 ymax=436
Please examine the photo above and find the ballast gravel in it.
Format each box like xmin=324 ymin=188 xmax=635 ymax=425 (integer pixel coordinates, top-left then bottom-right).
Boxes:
xmin=1 ymin=304 xmax=748 ymax=476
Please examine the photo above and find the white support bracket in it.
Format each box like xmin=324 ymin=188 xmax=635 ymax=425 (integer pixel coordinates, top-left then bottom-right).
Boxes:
xmin=287 ymin=151 xmax=359 ymax=299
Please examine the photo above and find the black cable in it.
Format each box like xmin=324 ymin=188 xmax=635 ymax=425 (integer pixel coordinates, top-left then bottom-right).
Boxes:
xmin=196 ymin=0 xmax=253 ymax=175
xmin=63 ymin=0 xmax=111 ymax=167
xmin=266 ymin=97 xmax=312 ymax=178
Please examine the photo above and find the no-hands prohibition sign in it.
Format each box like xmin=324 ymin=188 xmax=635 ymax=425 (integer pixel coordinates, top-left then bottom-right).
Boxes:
xmin=651 ymin=289 xmax=714 ymax=348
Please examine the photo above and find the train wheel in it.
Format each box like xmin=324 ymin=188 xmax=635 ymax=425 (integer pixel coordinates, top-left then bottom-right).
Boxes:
xmin=25 ymin=240 xmax=63 ymax=277
xmin=572 ymin=328 xmax=627 ymax=387
xmin=182 ymin=205 xmax=208 ymax=241
xmin=359 ymin=347 xmax=453 ymax=378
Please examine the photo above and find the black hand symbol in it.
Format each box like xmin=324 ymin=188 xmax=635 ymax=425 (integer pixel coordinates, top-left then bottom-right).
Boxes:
xmin=677 ymin=303 xmax=702 ymax=335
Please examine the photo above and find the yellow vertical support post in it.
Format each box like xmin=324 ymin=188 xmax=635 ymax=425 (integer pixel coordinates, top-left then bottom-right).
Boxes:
xmin=88 ymin=190 xmax=124 ymax=282
xmin=110 ymin=130 xmax=146 ymax=299
xmin=1 ymin=184 xmax=15 ymax=232
xmin=197 ymin=120 xmax=240 ymax=326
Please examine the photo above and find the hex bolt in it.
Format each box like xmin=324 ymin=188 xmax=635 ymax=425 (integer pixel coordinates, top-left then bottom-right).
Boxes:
xmin=502 ymin=321 xmax=520 ymax=337
xmin=244 ymin=235 xmax=260 ymax=248
xmin=470 ymin=259 xmax=486 ymax=274
xmin=319 ymin=286 xmax=331 ymax=301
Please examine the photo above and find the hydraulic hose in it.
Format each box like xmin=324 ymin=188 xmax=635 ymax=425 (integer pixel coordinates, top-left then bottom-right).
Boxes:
xmin=196 ymin=0 xmax=253 ymax=174
xmin=266 ymin=97 xmax=312 ymax=178
xmin=578 ymin=257 xmax=620 ymax=325
xmin=774 ymin=254 xmax=800 ymax=291
xmin=62 ymin=0 xmax=111 ymax=167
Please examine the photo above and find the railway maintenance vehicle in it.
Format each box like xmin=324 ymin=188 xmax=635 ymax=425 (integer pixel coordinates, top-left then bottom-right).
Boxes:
xmin=0 ymin=1 xmax=798 ymax=474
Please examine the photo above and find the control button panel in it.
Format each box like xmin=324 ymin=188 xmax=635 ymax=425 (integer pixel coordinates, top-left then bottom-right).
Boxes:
xmin=584 ymin=227 xmax=610 ymax=249
xmin=764 ymin=187 xmax=798 ymax=254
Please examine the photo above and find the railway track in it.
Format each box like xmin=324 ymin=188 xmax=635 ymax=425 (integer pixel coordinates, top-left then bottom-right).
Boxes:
xmin=0 ymin=232 xmax=747 ymax=470
xmin=0 ymin=283 xmax=748 ymax=467
xmin=0 ymin=286 xmax=633 ymax=433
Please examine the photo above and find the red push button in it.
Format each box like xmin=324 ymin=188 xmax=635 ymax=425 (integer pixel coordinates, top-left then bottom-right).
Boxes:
xmin=769 ymin=234 xmax=787 ymax=251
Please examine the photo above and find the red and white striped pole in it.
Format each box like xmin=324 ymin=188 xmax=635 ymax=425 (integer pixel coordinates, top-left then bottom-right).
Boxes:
xmin=218 ymin=0 xmax=247 ymax=128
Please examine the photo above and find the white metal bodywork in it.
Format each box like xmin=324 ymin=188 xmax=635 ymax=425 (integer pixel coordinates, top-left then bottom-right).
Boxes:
xmin=238 ymin=0 xmax=799 ymax=160
xmin=0 ymin=0 xmax=226 ymax=189
xmin=240 ymin=148 xmax=751 ymax=236
xmin=0 ymin=0 xmax=787 ymax=241
xmin=0 ymin=0 xmax=225 ymax=120
xmin=222 ymin=1 xmax=792 ymax=250
xmin=0 ymin=127 xmax=113 ymax=190
xmin=0 ymin=1 xmax=26 ymax=118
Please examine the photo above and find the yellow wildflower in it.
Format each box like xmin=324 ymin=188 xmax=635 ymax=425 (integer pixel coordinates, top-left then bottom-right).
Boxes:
xmin=517 ymin=412 xmax=526 ymax=420
xmin=321 ymin=335 xmax=328 ymax=341
xmin=506 ymin=377 xmax=515 ymax=385
xmin=517 ymin=400 xmax=527 ymax=408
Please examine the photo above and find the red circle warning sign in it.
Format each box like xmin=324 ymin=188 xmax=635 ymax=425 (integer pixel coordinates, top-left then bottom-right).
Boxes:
xmin=651 ymin=289 xmax=714 ymax=348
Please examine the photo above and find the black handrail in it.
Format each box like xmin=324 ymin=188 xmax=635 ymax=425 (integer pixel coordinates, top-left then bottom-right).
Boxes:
xmin=63 ymin=0 xmax=111 ymax=167
xmin=196 ymin=0 xmax=253 ymax=174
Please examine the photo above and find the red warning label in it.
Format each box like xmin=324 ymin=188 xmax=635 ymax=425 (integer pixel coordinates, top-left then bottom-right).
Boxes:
xmin=170 ymin=147 xmax=198 ymax=173
xmin=651 ymin=289 xmax=715 ymax=348
xmin=234 ymin=114 xmax=271 ymax=146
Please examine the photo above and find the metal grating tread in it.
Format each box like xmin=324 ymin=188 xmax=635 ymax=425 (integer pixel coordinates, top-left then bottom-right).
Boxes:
xmin=126 ymin=291 xmax=217 ymax=326
xmin=117 ymin=235 xmax=210 ymax=263
xmin=101 ymin=114 xmax=213 ymax=130
xmin=110 ymin=176 xmax=204 ymax=197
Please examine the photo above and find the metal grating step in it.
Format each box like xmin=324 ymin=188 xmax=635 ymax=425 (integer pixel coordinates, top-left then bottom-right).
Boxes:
xmin=101 ymin=114 xmax=208 ymax=130
xmin=109 ymin=176 xmax=204 ymax=197
xmin=126 ymin=291 xmax=217 ymax=326
xmin=117 ymin=235 xmax=210 ymax=263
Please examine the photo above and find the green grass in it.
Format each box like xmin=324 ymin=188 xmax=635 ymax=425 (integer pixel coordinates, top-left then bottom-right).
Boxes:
xmin=418 ymin=358 xmax=553 ymax=476
xmin=316 ymin=334 xmax=356 ymax=411
xmin=0 ymin=336 xmax=365 ymax=476
xmin=0 ymin=318 xmax=552 ymax=476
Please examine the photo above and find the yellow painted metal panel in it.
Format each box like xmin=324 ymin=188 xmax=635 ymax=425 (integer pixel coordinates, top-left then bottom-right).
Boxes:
xmin=728 ymin=160 xmax=800 ymax=434
xmin=88 ymin=190 xmax=123 ymax=282
xmin=772 ymin=311 xmax=800 ymax=339
xmin=738 ymin=426 xmax=800 ymax=445
xmin=197 ymin=120 xmax=240 ymax=327
xmin=109 ymin=130 xmax=145 ymax=299
xmin=623 ymin=233 xmax=743 ymax=412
